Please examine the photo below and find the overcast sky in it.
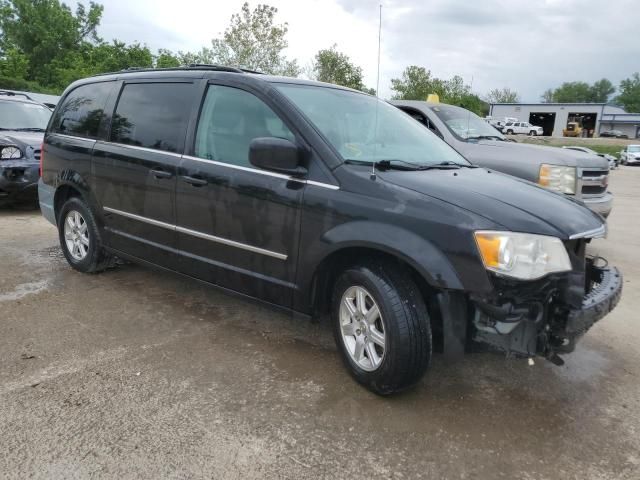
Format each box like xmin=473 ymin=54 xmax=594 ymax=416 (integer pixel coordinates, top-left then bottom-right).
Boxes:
xmin=96 ymin=0 xmax=639 ymax=101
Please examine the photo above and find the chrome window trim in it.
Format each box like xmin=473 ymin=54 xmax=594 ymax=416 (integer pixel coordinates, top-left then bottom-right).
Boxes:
xmin=569 ymin=224 xmax=607 ymax=240
xmin=306 ymin=179 xmax=340 ymax=190
xmin=182 ymin=155 xmax=340 ymax=190
xmin=49 ymin=133 xmax=97 ymax=145
xmin=96 ymin=141 xmax=183 ymax=159
xmin=182 ymin=155 xmax=293 ymax=180
xmin=103 ymin=206 xmax=287 ymax=260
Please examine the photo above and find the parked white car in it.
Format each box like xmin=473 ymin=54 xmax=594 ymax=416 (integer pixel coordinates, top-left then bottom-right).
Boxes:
xmin=563 ymin=146 xmax=617 ymax=169
xmin=503 ymin=121 xmax=544 ymax=136
xmin=620 ymin=145 xmax=640 ymax=165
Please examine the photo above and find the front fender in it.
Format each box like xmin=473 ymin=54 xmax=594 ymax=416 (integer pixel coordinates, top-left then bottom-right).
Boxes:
xmin=308 ymin=220 xmax=465 ymax=291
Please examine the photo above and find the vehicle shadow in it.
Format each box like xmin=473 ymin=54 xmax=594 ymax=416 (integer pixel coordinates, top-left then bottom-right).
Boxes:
xmin=0 ymin=201 xmax=40 ymax=215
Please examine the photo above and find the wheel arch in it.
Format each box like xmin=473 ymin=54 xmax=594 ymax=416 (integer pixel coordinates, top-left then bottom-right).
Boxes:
xmin=52 ymin=170 xmax=97 ymax=223
xmin=312 ymin=244 xmax=461 ymax=354
xmin=302 ymin=223 xmax=466 ymax=352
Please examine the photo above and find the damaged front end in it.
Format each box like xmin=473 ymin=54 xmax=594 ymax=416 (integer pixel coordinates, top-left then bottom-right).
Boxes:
xmin=470 ymin=238 xmax=623 ymax=365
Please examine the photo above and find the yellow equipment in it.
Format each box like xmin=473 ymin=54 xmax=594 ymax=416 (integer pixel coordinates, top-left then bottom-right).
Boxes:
xmin=563 ymin=122 xmax=582 ymax=137
xmin=426 ymin=93 xmax=440 ymax=103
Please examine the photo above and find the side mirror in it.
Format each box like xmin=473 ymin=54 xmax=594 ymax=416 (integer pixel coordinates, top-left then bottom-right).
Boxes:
xmin=249 ymin=137 xmax=306 ymax=176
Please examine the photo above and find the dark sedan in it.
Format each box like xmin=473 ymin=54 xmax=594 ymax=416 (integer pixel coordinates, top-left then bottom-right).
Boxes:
xmin=600 ymin=130 xmax=629 ymax=139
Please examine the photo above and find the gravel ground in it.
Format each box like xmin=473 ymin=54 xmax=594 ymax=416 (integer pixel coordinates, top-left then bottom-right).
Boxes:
xmin=1 ymin=168 xmax=639 ymax=479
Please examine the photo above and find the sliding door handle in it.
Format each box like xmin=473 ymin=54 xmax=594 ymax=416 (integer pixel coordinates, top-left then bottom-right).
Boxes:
xmin=150 ymin=169 xmax=173 ymax=179
xmin=181 ymin=175 xmax=208 ymax=187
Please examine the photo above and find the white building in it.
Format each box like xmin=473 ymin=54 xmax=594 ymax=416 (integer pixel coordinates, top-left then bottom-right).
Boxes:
xmin=489 ymin=103 xmax=640 ymax=138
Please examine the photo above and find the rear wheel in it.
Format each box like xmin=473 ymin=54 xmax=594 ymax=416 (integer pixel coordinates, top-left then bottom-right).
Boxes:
xmin=331 ymin=261 xmax=432 ymax=395
xmin=58 ymin=196 xmax=114 ymax=273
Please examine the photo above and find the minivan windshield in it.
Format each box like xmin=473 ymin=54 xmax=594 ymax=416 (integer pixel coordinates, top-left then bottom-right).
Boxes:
xmin=628 ymin=146 xmax=640 ymax=152
xmin=276 ymin=84 xmax=469 ymax=167
xmin=0 ymin=100 xmax=51 ymax=131
xmin=429 ymin=104 xmax=506 ymax=141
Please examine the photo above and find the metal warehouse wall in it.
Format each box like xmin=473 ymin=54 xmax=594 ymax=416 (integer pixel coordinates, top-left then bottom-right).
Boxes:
xmin=489 ymin=104 xmax=607 ymax=137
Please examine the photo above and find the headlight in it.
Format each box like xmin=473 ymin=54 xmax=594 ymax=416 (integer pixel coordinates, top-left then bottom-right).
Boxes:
xmin=474 ymin=231 xmax=571 ymax=280
xmin=0 ymin=146 xmax=23 ymax=160
xmin=538 ymin=164 xmax=576 ymax=194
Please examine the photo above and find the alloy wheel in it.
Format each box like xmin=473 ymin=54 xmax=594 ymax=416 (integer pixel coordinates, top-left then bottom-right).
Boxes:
xmin=63 ymin=210 xmax=90 ymax=261
xmin=339 ymin=286 xmax=386 ymax=371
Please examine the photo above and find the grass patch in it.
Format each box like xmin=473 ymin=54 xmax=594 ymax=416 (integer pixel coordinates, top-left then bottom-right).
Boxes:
xmin=583 ymin=145 xmax=625 ymax=157
xmin=519 ymin=137 xmax=629 ymax=158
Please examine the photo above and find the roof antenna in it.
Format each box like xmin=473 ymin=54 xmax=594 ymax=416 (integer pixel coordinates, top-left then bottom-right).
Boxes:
xmin=371 ymin=3 xmax=383 ymax=181
xmin=465 ymin=75 xmax=474 ymax=139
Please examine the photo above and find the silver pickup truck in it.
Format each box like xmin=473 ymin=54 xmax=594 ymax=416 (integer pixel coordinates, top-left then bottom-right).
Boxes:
xmin=392 ymin=100 xmax=612 ymax=218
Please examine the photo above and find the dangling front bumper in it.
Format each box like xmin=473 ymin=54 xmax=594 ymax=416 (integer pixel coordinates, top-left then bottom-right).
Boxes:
xmin=469 ymin=258 xmax=623 ymax=361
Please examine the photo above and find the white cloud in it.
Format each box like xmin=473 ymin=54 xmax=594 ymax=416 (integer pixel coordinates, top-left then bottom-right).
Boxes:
xmin=95 ymin=0 xmax=640 ymax=101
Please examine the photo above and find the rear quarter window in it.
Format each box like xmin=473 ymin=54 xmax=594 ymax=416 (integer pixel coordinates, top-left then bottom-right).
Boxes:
xmin=51 ymin=82 xmax=114 ymax=138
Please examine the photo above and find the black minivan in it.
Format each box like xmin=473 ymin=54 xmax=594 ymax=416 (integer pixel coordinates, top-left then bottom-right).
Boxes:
xmin=39 ymin=66 xmax=622 ymax=395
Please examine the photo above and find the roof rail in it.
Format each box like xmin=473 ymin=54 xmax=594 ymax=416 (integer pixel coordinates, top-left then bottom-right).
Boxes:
xmin=187 ymin=64 xmax=264 ymax=74
xmin=187 ymin=63 xmax=245 ymax=73
xmin=102 ymin=64 xmax=264 ymax=78
xmin=0 ymin=90 xmax=35 ymax=101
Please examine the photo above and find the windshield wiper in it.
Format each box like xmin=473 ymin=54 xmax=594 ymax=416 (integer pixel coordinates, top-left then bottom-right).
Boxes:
xmin=13 ymin=127 xmax=46 ymax=132
xmin=375 ymin=159 xmax=431 ymax=170
xmin=344 ymin=159 xmax=425 ymax=171
xmin=466 ymin=135 xmax=504 ymax=142
xmin=345 ymin=159 xmax=476 ymax=171
xmin=424 ymin=161 xmax=478 ymax=169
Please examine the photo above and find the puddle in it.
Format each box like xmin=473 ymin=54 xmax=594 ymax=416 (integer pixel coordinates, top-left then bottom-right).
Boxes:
xmin=0 ymin=279 xmax=50 ymax=302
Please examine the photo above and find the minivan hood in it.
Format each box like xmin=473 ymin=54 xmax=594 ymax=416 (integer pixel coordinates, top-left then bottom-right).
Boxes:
xmin=461 ymin=140 xmax=609 ymax=169
xmin=378 ymin=167 xmax=604 ymax=239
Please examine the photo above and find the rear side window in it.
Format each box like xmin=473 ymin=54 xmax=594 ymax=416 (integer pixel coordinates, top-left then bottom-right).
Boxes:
xmin=194 ymin=85 xmax=295 ymax=167
xmin=51 ymin=82 xmax=113 ymax=138
xmin=111 ymin=83 xmax=193 ymax=153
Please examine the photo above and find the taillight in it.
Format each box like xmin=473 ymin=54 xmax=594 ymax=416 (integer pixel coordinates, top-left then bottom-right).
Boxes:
xmin=39 ymin=141 xmax=44 ymax=177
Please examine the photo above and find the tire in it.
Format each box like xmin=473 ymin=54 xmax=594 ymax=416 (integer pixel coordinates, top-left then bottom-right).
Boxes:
xmin=331 ymin=261 xmax=432 ymax=395
xmin=58 ymin=196 xmax=115 ymax=273
xmin=506 ymin=129 xmax=514 ymax=135
xmin=529 ymin=130 xmax=537 ymax=136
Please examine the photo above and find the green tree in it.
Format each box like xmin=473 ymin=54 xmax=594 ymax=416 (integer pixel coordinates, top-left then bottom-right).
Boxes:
xmin=390 ymin=66 xmax=485 ymax=115
xmin=0 ymin=0 xmax=103 ymax=86
xmin=155 ymin=49 xmax=181 ymax=68
xmin=590 ymin=78 xmax=615 ymax=102
xmin=552 ymin=81 xmax=592 ymax=102
xmin=205 ymin=2 xmax=299 ymax=76
xmin=0 ymin=47 xmax=29 ymax=79
xmin=390 ymin=66 xmax=444 ymax=101
xmin=615 ymin=73 xmax=640 ymax=112
xmin=309 ymin=45 xmax=373 ymax=93
xmin=541 ymin=88 xmax=554 ymax=103
xmin=90 ymin=41 xmax=153 ymax=73
xmin=486 ymin=87 xmax=520 ymax=104
xmin=541 ymin=79 xmax=615 ymax=103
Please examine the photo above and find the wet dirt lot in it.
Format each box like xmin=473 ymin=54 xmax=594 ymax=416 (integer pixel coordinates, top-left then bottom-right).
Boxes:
xmin=1 ymin=169 xmax=639 ymax=480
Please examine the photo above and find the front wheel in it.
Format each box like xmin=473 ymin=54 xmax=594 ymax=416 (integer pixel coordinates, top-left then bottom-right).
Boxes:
xmin=332 ymin=261 xmax=432 ymax=395
xmin=506 ymin=129 xmax=514 ymax=135
xmin=58 ymin=196 xmax=115 ymax=273
xmin=529 ymin=130 xmax=537 ymax=136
